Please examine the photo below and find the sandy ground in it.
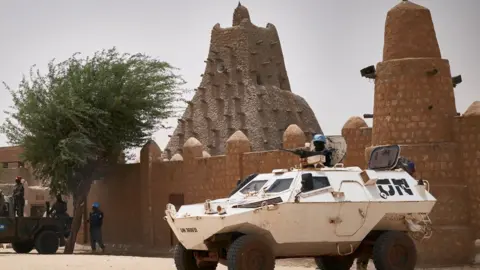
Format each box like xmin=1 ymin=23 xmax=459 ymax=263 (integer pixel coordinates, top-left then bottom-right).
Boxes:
xmin=0 ymin=249 xmax=477 ymax=270
xmin=0 ymin=250 xmax=309 ymax=270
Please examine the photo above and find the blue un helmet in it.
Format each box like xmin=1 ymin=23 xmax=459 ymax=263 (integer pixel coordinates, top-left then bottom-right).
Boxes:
xmin=313 ymin=134 xmax=327 ymax=143
xmin=92 ymin=202 xmax=100 ymax=208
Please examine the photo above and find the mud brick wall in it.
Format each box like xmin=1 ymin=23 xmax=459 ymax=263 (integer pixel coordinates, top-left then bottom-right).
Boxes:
xmin=454 ymin=113 xmax=480 ymax=238
xmin=163 ymin=3 xmax=321 ymax=159
xmin=242 ymin=150 xmax=299 ymax=177
xmin=341 ymin=116 xmax=372 ymax=168
xmin=341 ymin=1 xmax=478 ymax=267
xmin=150 ymin=155 xmax=232 ymax=248
xmin=85 ymin=164 xmax=142 ymax=245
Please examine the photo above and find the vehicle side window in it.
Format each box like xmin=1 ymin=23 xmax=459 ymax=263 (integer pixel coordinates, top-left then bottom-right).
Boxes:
xmin=240 ymin=180 xmax=268 ymax=194
xmin=312 ymin=176 xmax=331 ymax=190
xmin=265 ymin=178 xmax=294 ymax=193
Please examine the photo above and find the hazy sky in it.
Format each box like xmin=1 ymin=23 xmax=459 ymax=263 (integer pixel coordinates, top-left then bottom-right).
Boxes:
xmin=0 ymin=0 xmax=479 ymax=157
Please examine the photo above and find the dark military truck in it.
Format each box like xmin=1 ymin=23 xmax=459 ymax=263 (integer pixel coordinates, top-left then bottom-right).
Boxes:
xmin=0 ymin=197 xmax=72 ymax=254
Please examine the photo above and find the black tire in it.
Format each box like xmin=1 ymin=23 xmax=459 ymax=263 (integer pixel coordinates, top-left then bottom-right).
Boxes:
xmin=11 ymin=240 xmax=34 ymax=254
xmin=315 ymin=255 xmax=355 ymax=270
xmin=173 ymin=243 xmax=217 ymax=270
xmin=227 ymin=235 xmax=275 ymax=270
xmin=372 ymin=231 xmax=417 ymax=270
xmin=34 ymin=230 xmax=59 ymax=254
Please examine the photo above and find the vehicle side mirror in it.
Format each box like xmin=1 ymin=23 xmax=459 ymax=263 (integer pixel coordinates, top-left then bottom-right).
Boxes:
xmin=301 ymin=173 xmax=314 ymax=193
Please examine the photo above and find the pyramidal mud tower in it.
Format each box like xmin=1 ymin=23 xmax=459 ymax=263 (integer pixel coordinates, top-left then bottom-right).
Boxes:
xmin=163 ymin=3 xmax=322 ymax=158
xmin=342 ymin=0 xmax=480 ymax=266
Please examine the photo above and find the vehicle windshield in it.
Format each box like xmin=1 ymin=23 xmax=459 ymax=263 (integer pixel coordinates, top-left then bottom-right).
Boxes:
xmin=264 ymin=178 xmax=294 ymax=193
xmin=368 ymin=145 xmax=400 ymax=170
xmin=239 ymin=180 xmax=268 ymax=194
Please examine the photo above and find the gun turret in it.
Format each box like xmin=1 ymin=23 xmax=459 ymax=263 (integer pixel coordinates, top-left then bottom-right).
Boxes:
xmin=279 ymin=148 xmax=326 ymax=169
xmin=279 ymin=148 xmax=318 ymax=159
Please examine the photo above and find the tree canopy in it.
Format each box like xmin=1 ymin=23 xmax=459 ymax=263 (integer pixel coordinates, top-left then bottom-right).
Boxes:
xmin=1 ymin=47 xmax=186 ymax=196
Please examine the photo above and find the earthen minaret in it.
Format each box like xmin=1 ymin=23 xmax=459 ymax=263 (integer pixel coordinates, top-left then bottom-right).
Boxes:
xmin=367 ymin=1 xmax=472 ymax=266
xmin=163 ymin=3 xmax=322 ymax=158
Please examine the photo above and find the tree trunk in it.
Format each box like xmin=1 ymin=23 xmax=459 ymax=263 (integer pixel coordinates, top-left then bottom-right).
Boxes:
xmin=64 ymin=178 xmax=93 ymax=254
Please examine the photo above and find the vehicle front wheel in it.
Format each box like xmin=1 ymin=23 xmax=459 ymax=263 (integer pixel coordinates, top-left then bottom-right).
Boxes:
xmin=173 ymin=243 xmax=217 ymax=270
xmin=315 ymin=255 xmax=355 ymax=270
xmin=372 ymin=231 xmax=417 ymax=270
xmin=34 ymin=230 xmax=59 ymax=254
xmin=227 ymin=235 xmax=275 ymax=270
xmin=12 ymin=240 xmax=34 ymax=254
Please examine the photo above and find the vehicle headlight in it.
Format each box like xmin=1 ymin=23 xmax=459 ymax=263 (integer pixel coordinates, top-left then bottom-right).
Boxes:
xmin=204 ymin=200 xmax=215 ymax=214
xmin=216 ymin=205 xmax=227 ymax=215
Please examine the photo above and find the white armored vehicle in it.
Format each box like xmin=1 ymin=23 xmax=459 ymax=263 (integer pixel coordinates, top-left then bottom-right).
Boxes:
xmin=165 ymin=145 xmax=436 ymax=270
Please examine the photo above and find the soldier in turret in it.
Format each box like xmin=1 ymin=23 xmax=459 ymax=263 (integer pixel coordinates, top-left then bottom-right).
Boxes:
xmin=310 ymin=134 xmax=333 ymax=167
xmin=284 ymin=134 xmax=335 ymax=168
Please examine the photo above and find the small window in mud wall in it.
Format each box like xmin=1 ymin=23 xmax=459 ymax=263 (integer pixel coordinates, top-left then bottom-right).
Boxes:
xmin=256 ymin=74 xmax=263 ymax=85
xmin=312 ymin=176 xmax=331 ymax=190
xmin=2 ymin=162 xmax=7 ymax=168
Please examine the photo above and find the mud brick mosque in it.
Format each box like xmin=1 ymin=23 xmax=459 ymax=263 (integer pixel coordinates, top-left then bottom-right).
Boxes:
xmin=0 ymin=0 xmax=478 ymax=267
xmin=162 ymin=2 xmax=322 ymax=158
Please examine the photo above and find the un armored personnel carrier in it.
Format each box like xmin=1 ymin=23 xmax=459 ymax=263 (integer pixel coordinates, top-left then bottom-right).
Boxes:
xmin=165 ymin=144 xmax=436 ymax=270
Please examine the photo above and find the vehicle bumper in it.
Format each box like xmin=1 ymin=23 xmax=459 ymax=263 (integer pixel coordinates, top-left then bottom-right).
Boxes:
xmin=165 ymin=211 xmax=212 ymax=250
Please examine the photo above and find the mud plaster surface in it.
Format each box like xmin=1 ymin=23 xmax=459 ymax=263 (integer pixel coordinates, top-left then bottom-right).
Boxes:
xmin=0 ymin=249 xmax=476 ymax=270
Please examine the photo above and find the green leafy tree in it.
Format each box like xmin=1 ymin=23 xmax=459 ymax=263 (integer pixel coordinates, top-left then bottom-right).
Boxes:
xmin=1 ymin=47 xmax=186 ymax=253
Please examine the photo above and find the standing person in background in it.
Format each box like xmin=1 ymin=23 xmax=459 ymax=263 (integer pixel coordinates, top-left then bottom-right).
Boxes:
xmin=13 ymin=176 xmax=25 ymax=217
xmin=0 ymin=189 xmax=5 ymax=216
xmin=87 ymin=202 xmax=105 ymax=253
xmin=50 ymin=194 xmax=68 ymax=218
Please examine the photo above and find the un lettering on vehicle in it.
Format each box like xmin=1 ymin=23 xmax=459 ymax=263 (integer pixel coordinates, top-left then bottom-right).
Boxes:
xmin=180 ymin=227 xmax=198 ymax=233
xmin=376 ymin=178 xmax=413 ymax=199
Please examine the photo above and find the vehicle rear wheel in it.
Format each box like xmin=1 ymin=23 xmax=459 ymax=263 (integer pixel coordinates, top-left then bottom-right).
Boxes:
xmin=34 ymin=230 xmax=59 ymax=254
xmin=315 ymin=255 xmax=355 ymax=270
xmin=173 ymin=243 xmax=217 ymax=270
xmin=12 ymin=240 xmax=34 ymax=254
xmin=227 ymin=235 xmax=275 ymax=270
xmin=372 ymin=231 xmax=417 ymax=270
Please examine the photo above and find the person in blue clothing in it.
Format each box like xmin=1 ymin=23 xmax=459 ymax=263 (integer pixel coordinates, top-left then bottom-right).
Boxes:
xmin=292 ymin=134 xmax=334 ymax=168
xmin=87 ymin=202 xmax=105 ymax=253
xmin=310 ymin=134 xmax=333 ymax=167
